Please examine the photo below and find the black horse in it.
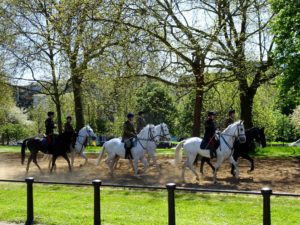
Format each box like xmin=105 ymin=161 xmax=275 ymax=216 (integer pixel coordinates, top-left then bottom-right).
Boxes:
xmin=200 ymin=127 xmax=266 ymax=175
xmin=21 ymin=132 xmax=74 ymax=173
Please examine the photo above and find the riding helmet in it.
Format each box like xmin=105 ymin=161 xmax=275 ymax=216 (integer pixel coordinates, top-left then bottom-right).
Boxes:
xmin=47 ymin=111 xmax=54 ymax=116
xmin=208 ymin=111 xmax=216 ymax=116
xmin=228 ymin=109 xmax=235 ymax=116
xmin=138 ymin=111 xmax=145 ymax=116
xmin=127 ymin=112 xmax=134 ymax=118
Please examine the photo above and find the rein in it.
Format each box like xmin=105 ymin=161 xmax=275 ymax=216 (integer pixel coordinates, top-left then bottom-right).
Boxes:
xmin=136 ymin=127 xmax=156 ymax=150
xmin=219 ymin=124 xmax=244 ymax=152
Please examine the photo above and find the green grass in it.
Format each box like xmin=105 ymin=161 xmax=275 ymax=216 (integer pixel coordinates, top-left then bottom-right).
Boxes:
xmin=0 ymin=183 xmax=299 ymax=225
xmin=1 ymin=145 xmax=300 ymax=158
xmin=253 ymin=146 xmax=300 ymax=158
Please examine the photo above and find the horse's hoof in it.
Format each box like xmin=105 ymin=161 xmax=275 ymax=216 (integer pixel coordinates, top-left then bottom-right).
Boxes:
xmin=196 ymin=176 xmax=200 ymax=181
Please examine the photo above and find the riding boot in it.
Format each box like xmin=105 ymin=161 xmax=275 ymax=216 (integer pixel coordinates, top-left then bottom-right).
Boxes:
xmin=125 ymin=147 xmax=133 ymax=160
xmin=210 ymin=149 xmax=216 ymax=159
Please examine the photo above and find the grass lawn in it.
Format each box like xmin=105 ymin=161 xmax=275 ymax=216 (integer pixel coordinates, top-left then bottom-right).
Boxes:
xmin=0 ymin=183 xmax=299 ymax=225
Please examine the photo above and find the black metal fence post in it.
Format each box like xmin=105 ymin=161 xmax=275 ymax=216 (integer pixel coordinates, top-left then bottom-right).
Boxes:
xmin=93 ymin=179 xmax=102 ymax=225
xmin=261 ymin=187 xmax=272 ymax=225
xmin=25 ymin=177 xmax=34 ymax=225
xmin=166 ymin=183 xmax=176 ymax=225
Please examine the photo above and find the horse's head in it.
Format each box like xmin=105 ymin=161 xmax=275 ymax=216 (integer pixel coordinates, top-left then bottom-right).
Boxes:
xmin=246 ymin=127 xmax=266 ymax=148
xmin=139 ymin=124 xmax=158 ymax=142
xmin=80 ymin=125 xmax=97 ymax=140
xmin=155 ymin=123 xmax=171 ymax=141
xmin=226 ymin=121 xmax=246 ymax=143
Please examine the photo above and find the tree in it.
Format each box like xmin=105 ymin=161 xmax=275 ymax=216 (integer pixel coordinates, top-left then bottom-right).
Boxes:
xmin=1 ymin=0 xmax=71 ymax=133
xmin=213 ymin=0 xmax=276 ymax=128
xmin=48 ymin=0 xmax=123 ymax=131
xmin=136 ymin=82 xmax=177 ymax=132
xmin=270 ymin=0 xmax=300 ymax=114
xmin=113 ymin=0 xmax=234 ymax=136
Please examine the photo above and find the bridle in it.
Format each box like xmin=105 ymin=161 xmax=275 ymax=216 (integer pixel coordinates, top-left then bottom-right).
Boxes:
xmin=75 ymin=127 xmax=95 ymax=147
xmin=136 ymin=126 xmax=157 ymax=150
xmin=219 ymin=123 xmax=245 ymax=151
xmin=155 ymin=124 xmax=171 ymax=141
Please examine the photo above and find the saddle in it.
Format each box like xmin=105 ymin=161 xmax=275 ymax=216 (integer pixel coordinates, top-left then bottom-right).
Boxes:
xmin=200 ymin=136 xmax=220 ymax=159
xmin=123 ymin=138 xmax=135 ymax=160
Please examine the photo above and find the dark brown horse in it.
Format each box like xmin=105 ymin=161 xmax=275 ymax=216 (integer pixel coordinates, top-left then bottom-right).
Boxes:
xmin=21 ymin=132 xmax=73 ymax=173
xmin=200 ymin=127 xmax=266 ymax=175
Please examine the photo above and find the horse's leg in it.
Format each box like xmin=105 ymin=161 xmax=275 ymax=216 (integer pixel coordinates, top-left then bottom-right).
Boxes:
xmin=152 ymin=153 xmax=160 ymax=170
xmin=32 ymin=154 xmax=43 ymax=173
xmin=48 ymin=155 xmax=52 ymax=170
xmin=113 ymin=156 xmax=120 ymax=169
xmin=242 ymin=154 xmax=254 ymax=172
xmin=229 ymin=156 xmax=239 ymax=179
xmin=108 ymin=158 xmax=115 ymax=178
xmin=213 ymin=157 xmax=223 ymax=184
xmin=80 ymin=152 xmax=88 ymax=166
xmin=141 ymin=157 xmax=148 ymax=174
xmin=200 ymin=158 xmax=205 ymax=174
xmin=26 ymin=154 xmax=33 ymax=173
xmin=62 ymin=153 xmax=72 ymax=172
xmin=187 ymin=155 xmax=200 ymax=181
xmin=71 ymin=148 xmax=75 ymax=167
xmin=133 ymin=158 xmax=139 ymax=177
xmin=181 ymin=160 xmax=188 ymax=182
xmin=50 ymin=155 xmax=57 ymax=173
xmin=231 ymin=155 xmax=239 ymax=176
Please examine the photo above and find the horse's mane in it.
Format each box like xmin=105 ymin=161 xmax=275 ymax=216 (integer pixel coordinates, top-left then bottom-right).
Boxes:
xmin=223 ymin=120 xmax=242 ymax=133
xmin=138 ymin=124 xmax=154 ymax=137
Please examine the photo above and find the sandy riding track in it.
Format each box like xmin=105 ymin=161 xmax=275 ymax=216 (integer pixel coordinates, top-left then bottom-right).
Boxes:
xmin=0 ymin=152 xmax=299 ymax=193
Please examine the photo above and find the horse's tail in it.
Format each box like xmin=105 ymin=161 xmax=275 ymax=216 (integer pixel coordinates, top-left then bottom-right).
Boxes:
xmin=96 ymin=144 xmax=106 ymax=166
xmin=175 ymin=141 xmax=185 ymax=165
xmin=21 ymin=139 xmax=29 ymax=165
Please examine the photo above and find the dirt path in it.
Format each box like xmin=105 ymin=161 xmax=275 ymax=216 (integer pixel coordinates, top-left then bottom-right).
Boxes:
xmin=0 ymin=153 xmax=299 ymax=193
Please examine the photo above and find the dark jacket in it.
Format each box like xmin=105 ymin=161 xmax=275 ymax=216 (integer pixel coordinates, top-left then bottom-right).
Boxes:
xmin=136 ymin=117 xmax=146 ymax=133
xmin=64 ymin=122 xmax=74 ymax=133
xmin=225 ymin=117 xmax=234 ymax=128
xmin=203 ymin=118 xmax=216 ymax=143
xmin=45 ymin=118 xmax=56 ymax=135
xmin=122 ymin=120 xmax=136 ymax=141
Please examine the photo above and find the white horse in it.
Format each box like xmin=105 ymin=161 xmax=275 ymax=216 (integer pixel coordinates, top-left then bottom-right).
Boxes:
xmin=175 ymin=121 xmax=246 ymax=183
xmin=109 ymin=123 xmax=171 ymax=170
xmin=70 ymin=125 xmax=97 ymax=167
xmin=96 ymin=124 xmax=159 ymax=177
xmin=145 ymin=123 xmax=171 ymax=168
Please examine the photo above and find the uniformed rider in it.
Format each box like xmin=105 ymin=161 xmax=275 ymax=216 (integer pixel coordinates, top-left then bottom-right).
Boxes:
xmin=136 ymin=111 xmax=146 ymax=133
xmin=122 ymin=113 xmax=136 ymax=159
xmin=64 ymin=116 xmax=74 ymax=134
xmin=225 ymin=109 xmax=235 ymax=128
xmin=45 ymin=111 xmax=56 ymax=151
xmin=200 ymin=111 xmax=218 ymax=158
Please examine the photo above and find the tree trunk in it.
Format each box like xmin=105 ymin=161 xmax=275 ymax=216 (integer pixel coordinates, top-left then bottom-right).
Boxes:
xmin=192 ymin=71 xmax=205 ymax=137
xmin=72 ymin=74 xmax=85 ymax=131
xmin=239 ymin=84 xmax=257 ymax=129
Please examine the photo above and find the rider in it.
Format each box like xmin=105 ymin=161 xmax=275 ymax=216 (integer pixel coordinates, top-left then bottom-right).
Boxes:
xmin=136 ymin=111 xmax=146 ymax=133
xmin=225 ymin=109 xmax=235 ymax=128
xmin=64 ymin=116 xmax=74 ymax=134
xmin=45 ymin=111 xmax=56 ymax=151
xmin=64 ymin=116 xmax=75 ymax=146
xmin=200 ymin=111 xmax=218 ymax=158
xmin=122 ymin=113 xmax=136 ymax=159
